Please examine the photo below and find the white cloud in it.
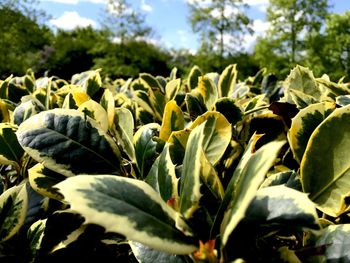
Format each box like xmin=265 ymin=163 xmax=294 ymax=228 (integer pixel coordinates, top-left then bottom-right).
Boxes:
xmin=141 ymin=0 xmax=153 ymax=12
xmin=50 ymin=11 xmax=97 ymax=30
xmin=243 ymin=19 xmax=270 ymax=50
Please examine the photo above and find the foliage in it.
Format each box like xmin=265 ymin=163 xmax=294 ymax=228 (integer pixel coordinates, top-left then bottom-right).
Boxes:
xmin=1 ymin=64 xmax=350 ymax=262
xmin=0 ymin=5 xmax=52 ymax=78
xmin=254 ymin=0 xmax=329 ymax=77
xmin=188 ymin=0 xmax=252 ymax=67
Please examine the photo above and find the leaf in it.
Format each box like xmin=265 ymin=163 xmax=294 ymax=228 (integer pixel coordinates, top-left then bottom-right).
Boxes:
xmin=289 ymin=89 xmax=318 ymax=109
xmin=314 ymin=224 xmax=350 ymax=262
xmin=199 ymin=151 xmax=224 ymax=201
xmin=145 ymin=144 xmax=179 ymax=205
xmin=0 ymin=75 xmax=12 ymax=99
xmin=220 ymin=139 xmax=285 ymax=245
xmin=168 ymin=129 xmax=191 ymax=164
xmin=214 ymin=98 xmax=243 ymax=125
xmin=190 ymin=111 xmax=232 ymax=165
xmin=113 ymin=108 xmax=135 ymax=161
xmin=71 ymin=70 xmax=102 ymax=97
xmin=0 ymin=184 xmax=28 ymax=241
xmin=289 ymin=102 xmax=336 ymax=163
xmin=28 ymin=219 xmax=46 ymax=259
xmin=28 ymin=163 xmax=65 ymax=200
xmin=166 ymin=79 xmax=181 ymax=101
xmin=185 ymin=93 xmax=207 ymax=121
xmin=159 ymin=100 xmax=185 ymax=142
xmin=100 ymin=89 xmax=115 ymax=128
xmin=13 ymin=97 xmax=45 ymax=125
xmin=55 ymin=175 xmax=197 ymax=254
xmin=17 ymin=109 xmax=122 ymax=177
xmin=179 ymin=122 xmax=205 ymax=219
xmin=284 ymin=65 xmax=321 ymax=103
xmin=218 ymin=64 xmax=237 ymax=97
xmin=0 ymin=123 xmax=24 ymax=166
xmin=246 ymin=185 xmax=319 ymax=229
xmin=300 ymin=104 xmax=350 ymax=216
xmin=336 ymin=95 xmax=350 ymax=107
xmin=140 ymin=73 xmax=164 ymax=93
xmin=134 ymin=90 xmax=154 ymax=115
xmin=130 ymin=241 xmax=189 ymax=263
xmin=134 ymin=123 xmax=160 ymax=179
xmin=78 ymin=100 xmax=109 ymax=132
xmin=198 ymin=76 xmax=218 ymax=110
xmin=149 ymin=88 xmax=167 ymax=121
xmin=188 ymin=65 xmax=202 ymax=90
xmin=0 ymin=99 xmax=10 ymax=123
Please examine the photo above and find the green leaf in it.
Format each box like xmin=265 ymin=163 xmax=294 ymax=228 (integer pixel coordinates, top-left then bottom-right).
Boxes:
xmin=140 ymin=73 xmax=164 ymax=93
xmin=0 ymin=184 xmax=28 ymax=241
xmin=17 ymin=109 xmax=122 ymax=177
xmin=134 ymin=90 xmax=155 ymax=115
xmin=218 ymin=64 xmax=237 ymax=97
xmin=0 ymin=75 xmax=12 ymax=99
xmin=246 ymin=185 xmax=319 ymax=229
xmin=190 ymin=111 xmax=232 ymax=165
xmin=13 ymin=96 xmax=45 ymax=125
xmin=113 ymin=107 xmax=136 ymax=161
xmin=130 ymin=241 xmax=189 ymax=263
xmin=78 ymin=100 xmax=109 ymax=132
xmin=28 ymin=219 xmax=46 ymax=259
xmin=145 ymin=144 xmax=179 ymax=205
xmin=159 ymin=100 xmax=185 ymax=142
xmin=185 ymin=93 xmax=207 ymax=121
xmin=301 ymin=104 xmax=350 ymax=216
xmin=0 ymin=123 xmax=24 ymax=166
xmin=149 ymin=88 xmax=167 ymax=121
xmin=336 ymin=95 xmax=350 ymax=107
xmin=179 ymin=122 xmax=205 ymax=219
xmin=214 ymin=98 xmax=243 ymax=125
xmin=284 ymin=65 xmax=321 ymax=103
xmin=168 ymin=129 xmax=191 ymax=164
xmin=289 ymin=102 xmax=336 ymax=163
xmin=188 ymin=65 xmax=202 ymax=90
xmin=314 ymin=224 xmax=350 ymax=262
xmin=166 ymin=78 xmax=181 ymax=101
xmin=71 ymin=70 xmax=102 ymax=97
xmin=198 ymin=76 xmax=218 ymax=110
xmin=288 ymin=89 xmax=318 ymax=109
xmin=28 ymin=163 xmax=65 ymax=200
xmin=134 ymin=123 xmax=160 ymax=179
xmin=220 ymin=139 xmax=285 ymax=245
xmin=55 ymin=175 xmax=197 ymax=254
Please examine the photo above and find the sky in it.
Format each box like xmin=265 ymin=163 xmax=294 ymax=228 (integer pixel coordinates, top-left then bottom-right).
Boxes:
xmin=37 ymin=0 xmax=350 ymax=52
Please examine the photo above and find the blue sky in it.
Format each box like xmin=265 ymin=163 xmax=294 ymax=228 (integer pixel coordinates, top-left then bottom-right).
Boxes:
xmin=38 ymin=0 xmax=350 ymax=52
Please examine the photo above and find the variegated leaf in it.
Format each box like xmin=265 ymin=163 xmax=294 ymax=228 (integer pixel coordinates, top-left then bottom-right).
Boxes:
xmin=71 ymin=70 xmax=102 ymax=97
xmin=289 ymin=102 xmax=336 ymax=163
xmin=78 ymin=100 xmax=109 ymax=132
xmin=0 ymin=184 xmax=28 ymax=241
xmin=165 ymin=79 xmax=181 ymax=100
xmin=55 ymin=175 xmax=197 ymax=254
xmin=145 ymin=144 xmax=179 ymax=206
xmin=246 ymin=185 xmax=319 ymax=229
xmin=13 ymin=96 xmax=45 ymax=125
xmin=100 ymin=89 xmax=115 ymax=128
xmin=0 ymin=123 xmax=24 ymax=166
xmin=301 ymin=104 xmax=350 ymax=217
xmin=190 ymin=111 xmax=231 ymax=165
xmin=113 ymin=107 xmax=135 ymax=161
xmin=159 ymin=100 xmax=185 ymax=142
xmin=218 ymin=64 xmax=237 ymax=97
xmin=198 ymin=76 xmax=218 ymax=110
xmin=28 ymin=163 xmax=65 ymax=200
xmin=17 ymin=109 xmax=122 ymax=177
xmin=187 ymin=66 xmax=202 ymax=90
xmin=220 ymin=139 xmax=285 ymax=245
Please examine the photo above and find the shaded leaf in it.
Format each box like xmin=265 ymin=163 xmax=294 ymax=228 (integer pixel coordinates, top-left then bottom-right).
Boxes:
xmin=188 ymin=66 xmax=202 ymax=90
xmin=214 ymin=98 xmax=243 ymax=125
xmin=17 ymin=109 xmax=122 ymax=177
xmin=55 ymin=175 xmax=197 ymax=254
xmin=0 ymin=184 xmax=28 ymax=241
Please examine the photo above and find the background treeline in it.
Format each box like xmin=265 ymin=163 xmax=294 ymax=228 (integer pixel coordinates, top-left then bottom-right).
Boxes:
xmin=1 ymin=0 xmax=349 ymax=81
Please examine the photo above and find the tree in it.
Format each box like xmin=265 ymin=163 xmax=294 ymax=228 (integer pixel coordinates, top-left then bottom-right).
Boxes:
xmin=305 ymin=11 xmax=350 ymax=81
xmin=42 ymin=27 xmax=108 ymax=79
xmin=0 ymin=3 xmax=52 ymax=78
xmin=254 ymin=0 xmax=329 ymax=76
xmin=188 ymin=0 xmax=252 ymax=68
xmin=102 ymin=0 xmax=152 ymax=44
